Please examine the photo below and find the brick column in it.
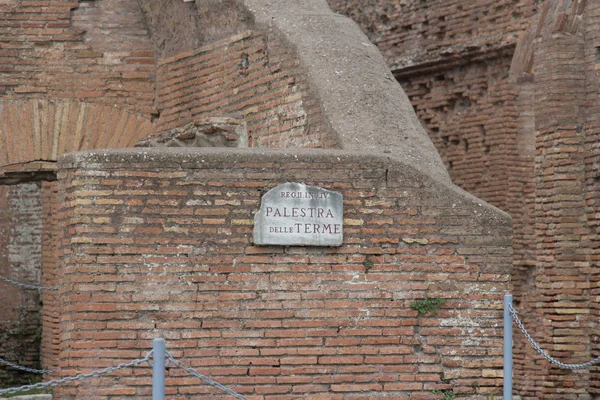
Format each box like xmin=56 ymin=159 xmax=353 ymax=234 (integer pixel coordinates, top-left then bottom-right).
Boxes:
xmin=532 ymin=34 xmax=591 ymax=399
xmin=508 ymin=75 xmax=540 ymax=399
xmin=41 ymin=181 xmax=61 ymax=374
xmin=583 ymin=2 xmax=600 ymax=395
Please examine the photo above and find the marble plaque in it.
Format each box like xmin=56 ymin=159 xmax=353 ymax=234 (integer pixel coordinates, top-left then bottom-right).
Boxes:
xmin=253 ymin=182 xmax=343 ymax=246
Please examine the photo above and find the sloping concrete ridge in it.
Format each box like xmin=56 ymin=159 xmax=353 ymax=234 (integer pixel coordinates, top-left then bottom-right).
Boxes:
xmin=238 ymin=0 xmax=451 ymax=183
xmin=0 ymin=395 xmax=52 ymax=400
xmin=236 ymin=0 xmax=510 ymax=223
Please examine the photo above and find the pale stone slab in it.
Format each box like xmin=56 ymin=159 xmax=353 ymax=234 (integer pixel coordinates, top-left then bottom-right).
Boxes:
xmin=254 ymin=182 xmax=343 ymax=246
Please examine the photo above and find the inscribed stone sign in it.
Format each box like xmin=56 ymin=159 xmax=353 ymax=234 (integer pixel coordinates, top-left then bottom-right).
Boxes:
xmin=253 ymin=182 xmax=343 ymax=246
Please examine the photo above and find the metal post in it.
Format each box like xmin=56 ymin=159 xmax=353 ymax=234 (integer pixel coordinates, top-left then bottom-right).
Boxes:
xmin=504 ymin=294 xmax=513 ymax=400
xmin=152 ymin=338 xmax=165 ymax=400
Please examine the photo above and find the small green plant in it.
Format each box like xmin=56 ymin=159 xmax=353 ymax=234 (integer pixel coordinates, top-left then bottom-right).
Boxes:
xmin=410 ymin=297 xmax=446 ymax=315
xmin=432 ymin=389 xmax=455 ymax=400
xmin=363 ymin=259 xmax=374 ymax=272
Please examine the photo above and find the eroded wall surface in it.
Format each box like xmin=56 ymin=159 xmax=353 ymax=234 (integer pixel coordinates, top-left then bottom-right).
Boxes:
xmin=397 ymin=56 xmax=517 ymax=210
xmin=0 ymin=0 xmax=515 ymax=396
xmin=154 ymin=31 xmax=336 ymax=148
xmin=0 ymin=0 xmax=156 ymax=115
xmin=328 ymin=1 xmax=600 ymax=397
xmin=40 ymin=181 xmax=60 ymax=374
xmin=508 ymin=1 xmax=600 ymax=398
xmin=0 ymin=183 xmax=42 ymax=387
xmin=53 ymin=148 xmax=511 ymax=399
xmin=327 ymin=0 xmax=538 ymax=71
xmin=327 ymin=0 xmax=541 ymax=214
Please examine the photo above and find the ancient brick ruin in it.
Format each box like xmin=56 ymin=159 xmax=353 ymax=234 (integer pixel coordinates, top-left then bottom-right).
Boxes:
xmin=0 ymin=0 xmax=595 ymax=399
xmin=329 ymin=0 xmax=600 ymax=398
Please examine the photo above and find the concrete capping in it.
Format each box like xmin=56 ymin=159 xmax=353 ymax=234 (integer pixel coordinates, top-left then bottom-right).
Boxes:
xmin=236 ymin=0 xmax=451 ymax=184
xmin=58 ymin=147 xmax=511 ymax=228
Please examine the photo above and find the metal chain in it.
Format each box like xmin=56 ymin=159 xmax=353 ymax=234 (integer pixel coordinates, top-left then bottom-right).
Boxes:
xmin=0 ymin=274 xmax=59 ymax=291
xmin=0 ymin=350 xmax=153 ymax=396
xmin=0 ymin=357 xmax=58 ymax=374
xmin=166 ymin=351 xmax=249 ymax=400
xmin=509 ymin=304 xmax=600 ymax=370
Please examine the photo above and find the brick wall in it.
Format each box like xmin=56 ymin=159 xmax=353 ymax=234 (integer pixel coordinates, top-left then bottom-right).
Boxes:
xmin=329 ymin=1 xmax=600 ymax=397
xmin=155 ymin=30 xmax=336 ymax=148
xmin=327 ymin=0 xmax=539 ymax=71
xmin=327 ymin=0 xmax=538 ymax=215
xmin=137 ymin=0 xmax=252 ymax=59
xmin=507 ymin=1 xmax=596 ymax=398
xmin=397 ymin=55 xmax=517 ymax=211
xmin=0 ymin=0 xmax=522 ymax=396
xmin=0 ymin=0 xmax=339 ymax=164
xmin=0 ymin=0 xmax=156 ymax=115
xmin=53 ymin=148 xmax=511 ymax=399
xmin=0 ymin=183 xmax=43 ymax=387
xmin=40 ymin=180 xmax=61 ymax=374
xmin=583 ymin=2 xmax=600 ymax=396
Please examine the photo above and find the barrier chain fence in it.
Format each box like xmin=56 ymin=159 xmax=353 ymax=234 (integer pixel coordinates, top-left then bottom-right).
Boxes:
xmin=0 ymin=272 xmax=60 ymax=380
xmin=0 ymin=345 xmax=249 ymax=399
xmin=509 ymin=303 xmax=600 ymax=370
xmin=5 ymin=270 xmax=600 ymax=396
xmin=0 ymin=351 xmax=154 ymax=397
xmin=0 ymin=273 xmax=58 ymax=291
xmin=1 ymin=274 xmax=245 ymax=399
xmin=165 ymin=350 xmax=249 ymax=400
xmin=0 ymin=357 xmax=58 ymax=374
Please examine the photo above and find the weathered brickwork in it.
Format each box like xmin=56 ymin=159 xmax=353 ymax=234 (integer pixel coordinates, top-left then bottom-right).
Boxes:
xmin=397 ymin=56 xmax=517 ymax=211
xmin=0 ymin=1 xmax=156 ymax=115
xmin=0 ymin=1 xmax=338 ymax=170
xmin=503 ymin=1 xmax=599 ymax=398
xmin=155 ymin=30 xmax=336 ymax=148
xmin=330 ymin=0 xmax=600 ymax=397
xmin=0 ymin=99 xmax=153 ymax=175
xmin=0 ymin=0 xmax=593 ymax=397
xmin=327 ymin=0 xmax=537 ymax=214
xmin=137 ymin=0 xmax=252 ymax=59
xmin=327 ymin=0 xmax=539 ymax=71
xmin=0 ymin=183 xmax=43 ymax=387
xmin=40 ymin=180 xmax=61 ymax=374
xmin=584 ymin=3 xmax=600 ymax=396
xmin=52 ymin=149 xmax=511 ymax=399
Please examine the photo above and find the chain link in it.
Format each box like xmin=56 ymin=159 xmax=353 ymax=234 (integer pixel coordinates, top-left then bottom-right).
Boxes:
xmin=0 ymin=274 xmax=59 ymax=291
xmin=0 ymin=357 xmax=58 ymax=374
xmin=166 ymin=351 xmax=249 ymax=400
xmin=0 ymin=350 xmax=153 ymax=396
xmin=509 ymin=304 xmax=600 ymax=370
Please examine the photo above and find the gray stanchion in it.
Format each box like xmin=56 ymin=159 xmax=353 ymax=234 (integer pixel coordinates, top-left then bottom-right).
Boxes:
xmin=153 ymin=338 xmax=165 ymax=400
xmin=504 ymin=294 xmax=513 ymax=400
